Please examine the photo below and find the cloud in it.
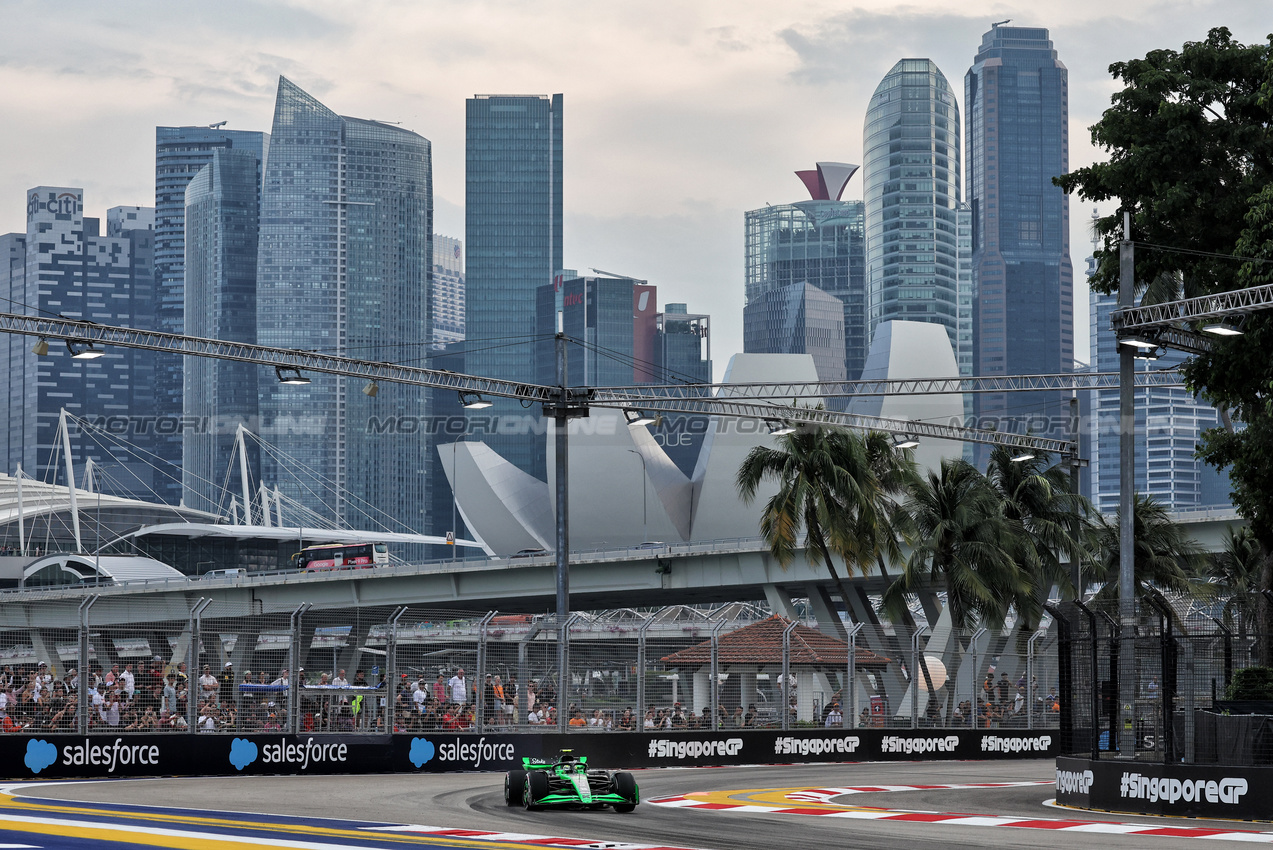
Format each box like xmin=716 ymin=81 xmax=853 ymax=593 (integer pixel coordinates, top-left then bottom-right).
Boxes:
xmin=229 ymin=738 xmax=259 ymax=770
xmin=25 ymin=739 xmax=58 ymax=774
xmin=409 ymin=737 xmax=435 ymax=768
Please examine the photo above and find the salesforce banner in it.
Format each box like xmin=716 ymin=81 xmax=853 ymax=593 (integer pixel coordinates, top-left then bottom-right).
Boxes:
xmin=3 ymin=729 xmax=1055 ymax=780
xmin=1055 ymin=756 xmax=1272 ymax=820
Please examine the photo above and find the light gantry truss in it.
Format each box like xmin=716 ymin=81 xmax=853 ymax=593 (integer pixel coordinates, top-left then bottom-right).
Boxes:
xmin=594 ymin=369 xmax=1184 ymax=401
xmin=3 ymin=311 xmax=1073 ymax=455
xmin=1111 ymin=282 xmax=1273 ymax=354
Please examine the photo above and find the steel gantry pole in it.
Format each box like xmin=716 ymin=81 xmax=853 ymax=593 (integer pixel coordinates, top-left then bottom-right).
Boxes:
xmin=1118 ymin=212 xmax=1138 ymax=757
xmin=554 ymin=329 xmax=570 ymax=734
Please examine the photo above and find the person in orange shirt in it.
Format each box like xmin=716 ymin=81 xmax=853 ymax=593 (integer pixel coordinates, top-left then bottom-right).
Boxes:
xmin=568 ymin=708 xmax=587 ymax=727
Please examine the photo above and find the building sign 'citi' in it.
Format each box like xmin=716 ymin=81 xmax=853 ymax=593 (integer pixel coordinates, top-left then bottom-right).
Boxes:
xmin=27 ymin=191 xmax=81 ymax=222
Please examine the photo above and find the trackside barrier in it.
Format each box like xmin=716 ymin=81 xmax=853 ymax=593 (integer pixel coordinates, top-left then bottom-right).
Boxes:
xmin=3 ymin=728 xmax=1056 ymax=780
xmin=1055 ymin=755 xmax=1272 ymax=821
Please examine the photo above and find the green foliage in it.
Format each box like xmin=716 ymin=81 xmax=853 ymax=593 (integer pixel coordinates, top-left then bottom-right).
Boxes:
xmin=882 ymin=458 xmax=1036 ymax=631
xmin=735 ymin=426 xmax=917 ymax=610
xmin=1089 ymin=493 xmax=1208 ymax=605
xmin=1225 ymin=666 xmax=1273 ymax=701
xmin=1054 ymin=27 xmax=1273 ymax=300
xmin=1055 ymin=28 xmax=1273 ymax=619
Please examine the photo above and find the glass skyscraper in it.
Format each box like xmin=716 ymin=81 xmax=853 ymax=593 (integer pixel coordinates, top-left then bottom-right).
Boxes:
xmin=256 ymin=77 xmax=432 ymax=533
xmin=154 ymin=126 xmax=268 ymax=505
xmin=182 ymin=148 xmax=264 ymax=514
xmin=1 ymin=189 xmax=159 ymax=502
xmin=744 ymin=164 xmax=867 ymax=382
xmin=863 ymin=59 xmax=967 ymax=374
xmin=965 ymin=24 xmax=1073 ymax=441
xmin=465 ymin=94 xmax=563 ymax=478
xmin=743 ymin=282 xmax=848 ymax=384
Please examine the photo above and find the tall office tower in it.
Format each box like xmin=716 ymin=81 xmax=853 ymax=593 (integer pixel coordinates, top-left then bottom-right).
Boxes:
xmin=154 ymin=126 xmax=268 ymax=505
xmin=181 ymin=149 xmax=264 ymax=514
xmin=465 ymin=94 xmax=563 ymax=478
xmin=534 ymin=273 xmax=657 ymax=387
xmin=863 ymin=60 xmax=967 ymax=374
xmin=743 ymin=282 xmax=848 ymax=383
xmin=744 ymin=162 xmax=867 ymax=381
xmin=432 ymin=234 xmax=464 ymax=348
xmin=256 ymin=77 xmax=432 ymax=532
xmin=654 ymin=304 xmax=712 ymax=475
xmin=965 ymin=25 xmax=1073 ymax=447
xmin=0 ymin=189 xmax=159 ymax=502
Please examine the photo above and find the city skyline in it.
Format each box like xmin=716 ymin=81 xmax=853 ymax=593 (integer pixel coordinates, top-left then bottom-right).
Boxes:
xmin=2 ymin=3 xmax=1267 ymax=378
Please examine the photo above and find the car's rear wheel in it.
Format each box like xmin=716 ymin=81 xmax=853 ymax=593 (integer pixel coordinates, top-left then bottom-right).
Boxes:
xmin=504 ymin=770 xmax=526 ymax=806
xmin=611 ymin=771 xmax=637 ymax=812
xmin=524 ymin=770 xmax=549 ymax=811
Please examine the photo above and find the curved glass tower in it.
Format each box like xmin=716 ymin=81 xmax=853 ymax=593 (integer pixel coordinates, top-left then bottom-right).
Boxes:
xmin=257 ymin=77 xmax=432 ymax=532
xmin=863 ymin=59 xmax=964 ymax=371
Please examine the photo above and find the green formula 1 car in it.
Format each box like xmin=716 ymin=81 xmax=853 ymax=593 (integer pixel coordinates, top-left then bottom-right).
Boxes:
xmin=504 ymin=750 xmax=639 ymax=812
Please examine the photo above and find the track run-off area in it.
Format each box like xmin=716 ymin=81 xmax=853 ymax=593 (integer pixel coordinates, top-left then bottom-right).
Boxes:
xmin=3 ymin=760 xmax=1273 ymax=850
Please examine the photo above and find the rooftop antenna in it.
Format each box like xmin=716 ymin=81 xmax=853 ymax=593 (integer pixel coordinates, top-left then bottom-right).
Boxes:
xmin=208 ymin=120 xmax=228 ymax=129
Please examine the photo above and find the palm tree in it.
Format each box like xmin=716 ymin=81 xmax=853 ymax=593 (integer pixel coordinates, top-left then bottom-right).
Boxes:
xmin=1090 ymin=493 xmax=1208 ymax=604
xmin=983 ymin=445 xmax=1092 ymax=602
xmin=736 ymin=427 xmax=910 ymax=615
xmin=1207 ymin=525 xmax=1261 ymax=637
xmin=882 ymin=457 xmax=1034 ymax=631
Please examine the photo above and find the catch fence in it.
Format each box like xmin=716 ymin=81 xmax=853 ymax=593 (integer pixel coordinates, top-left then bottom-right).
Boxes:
xmin=0 ymin=598 xmax=1058 ymax=737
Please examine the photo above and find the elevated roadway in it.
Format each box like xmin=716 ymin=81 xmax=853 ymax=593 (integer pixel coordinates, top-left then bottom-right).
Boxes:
xmin=0 ymin=509 xmax=1244 ymax=630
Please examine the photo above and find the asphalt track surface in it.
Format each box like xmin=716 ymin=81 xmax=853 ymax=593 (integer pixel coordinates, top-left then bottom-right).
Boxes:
xmin=10 ymin=759 xmax=1273 ymax=849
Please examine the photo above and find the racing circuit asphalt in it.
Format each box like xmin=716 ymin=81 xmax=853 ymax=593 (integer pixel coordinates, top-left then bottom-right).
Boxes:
xmin=20 ymin=759 xmax=1273 ymax=850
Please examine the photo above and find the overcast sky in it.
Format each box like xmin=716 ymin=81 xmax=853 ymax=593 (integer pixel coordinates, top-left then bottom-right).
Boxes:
xmin=1 ymin=1 xmax=1268 ymax=379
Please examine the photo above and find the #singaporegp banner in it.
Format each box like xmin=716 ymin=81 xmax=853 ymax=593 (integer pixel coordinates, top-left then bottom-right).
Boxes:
xmin=1054 ymin=755 xmax=1273 ymax=820
xmin=2 ymin=729 xmax=1057 ymax=780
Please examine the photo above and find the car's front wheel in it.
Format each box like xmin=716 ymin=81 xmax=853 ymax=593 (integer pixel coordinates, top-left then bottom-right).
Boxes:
xmin=504 ymin=770 xmax=526 ymax=806
xmin=611 ymin=771 xmax=637 ymax=812
xmin=524 ymin=770 xmax=549 ymax=811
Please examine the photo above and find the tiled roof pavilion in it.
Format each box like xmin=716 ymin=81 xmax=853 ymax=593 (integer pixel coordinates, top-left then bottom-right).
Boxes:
xmin=660 ymin=615 xmax=890 ymax=668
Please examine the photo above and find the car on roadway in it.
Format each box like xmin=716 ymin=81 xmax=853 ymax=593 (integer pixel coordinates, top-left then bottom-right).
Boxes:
xmin=510 ymin=548 xmax=549 ymax=559
xmin=504 ymin=750 xmax=638 ymax=812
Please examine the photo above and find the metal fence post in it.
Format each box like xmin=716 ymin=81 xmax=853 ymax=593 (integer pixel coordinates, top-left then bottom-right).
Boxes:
xmin=911 ymin=626 xmax=930 ymax=729
xmin=970 ymin=627 xmax=986 ymax=730
xmin=1073 ymin=600 xmax=1100 ymax=759
xmin=1045 ymin=604 xmax=1072 ymax=751
xmin=476 ymin=610 xmax=496 ymax=731
xmin=385 ymin=606 xmax=407 ymax=733
xmin=781 ymin=620 xmax=798 ymax=731
xmin=710 ymin=618 xmax=726 ymax=731
xmin=1101 ymin=610 xmax=1120 ymax=755
xmin=1027 ymin=630 xmax=1043 ymax=731
xmin=288 ymin=602 xmax=311 ymax=734
xmin=559 ymin=613 xmax=581 ymax=732
xmin=77 ymin=595 xmax=98 ymax=734
xmin=188 ymin=598 xmax=211 ymax=734
xmin=846 ymin=623 xmax=862 ymax=729
xmin=637 ymin=611 xmax=657 ymax=727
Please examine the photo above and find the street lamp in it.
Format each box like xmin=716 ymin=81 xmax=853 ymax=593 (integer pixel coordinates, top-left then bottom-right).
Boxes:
xmin=627 ymin=449 xmax=648 ymax=544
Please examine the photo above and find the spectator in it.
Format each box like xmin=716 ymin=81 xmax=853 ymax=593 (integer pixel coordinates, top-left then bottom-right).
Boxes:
xmin=97 ymin=685 xmax=121 ymax=727
xmin=568 ymin=708 xmax=587 ymax=727
xmin=120 ymin=663 xmax=136 ymax=703
xmin=492 ymin=675 xmax=506 ymax=727
xmin=504 ymin=675 xmax=519 ymax=725
xmin=332 ymin=669 xmax=349 ymax=688
xmin=219 ymin=663 xmax=236 ymax=707
xmin=825 ymin=702 xmax=843 ymax=727
xmin=447 ymin=668 xmax=467 ymax=704
xmin=996 ymin=673 xmax=1012 ymax=706
xmin=199 ymin=666 xmax=218 ymax=704
xmin=432 ymin=673 xmax=447 ymax=705
xmin=744 ymin=704 xmax=757 ymax=727
xmin=618 ymin=708 xmax=635 ymax=731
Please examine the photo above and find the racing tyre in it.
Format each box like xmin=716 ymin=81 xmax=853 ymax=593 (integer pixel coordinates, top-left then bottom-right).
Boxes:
xmin=524 ymin=770 xmax=549 ymax=811
xmin=504 ymin=770 xmax=526 ymax=806
xmin=611 ymin=771 xmax=638 ymax=812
